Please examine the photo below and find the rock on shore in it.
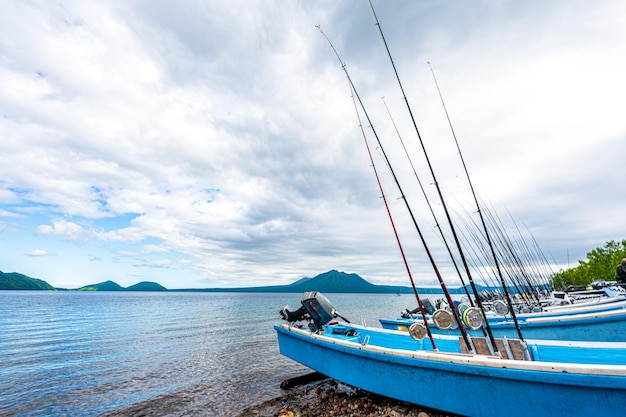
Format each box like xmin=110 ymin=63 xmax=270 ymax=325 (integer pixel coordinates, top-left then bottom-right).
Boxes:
xmin=236 ymin=379 xmax=458 ymax=417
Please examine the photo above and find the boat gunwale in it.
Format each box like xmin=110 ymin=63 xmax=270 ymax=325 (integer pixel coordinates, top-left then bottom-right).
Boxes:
xmin=542 ymin=295 xmax=626 ymax=312
xmin=524 ymin=307 xmax=626 ymax=323
xmin=385 ymin=304 xmax=626 ymax=327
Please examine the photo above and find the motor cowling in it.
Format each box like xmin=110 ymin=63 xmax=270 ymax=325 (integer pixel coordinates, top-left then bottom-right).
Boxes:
xmin=280 ymin=292 xmax=347 ymax=331
xmin=301 ymin=291 xmax=336 ymax=324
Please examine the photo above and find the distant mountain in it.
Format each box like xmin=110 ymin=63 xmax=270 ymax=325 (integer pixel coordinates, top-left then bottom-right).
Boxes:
xmin=290 ymin=277 xmax=313 ymax=285
xmin=1 ymin=268 xmax=418 ymax=294
xmin=286 ymin=270 xmax=411 ymax=293
xmin=78 ymin=280 xmax=124 ymax=291
xmin=77 ymin=280 xmax=168 ymax=291
xmin=177 ymin=270 xmax=414 ymax=294
xmin=0 ymin=270 xmax=56 ymax=290
xmin=126 ymin=281 xmax=167 ymax=291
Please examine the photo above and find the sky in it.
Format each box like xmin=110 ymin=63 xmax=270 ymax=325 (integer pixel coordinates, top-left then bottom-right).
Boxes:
xmin=1 ymin=0 xmax=625 ymax=290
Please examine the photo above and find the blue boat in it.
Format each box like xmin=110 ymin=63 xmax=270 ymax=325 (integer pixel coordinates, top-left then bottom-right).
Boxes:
xmin=277 ymin=6 xmax=626 ymax=416
xmin=275 ymin=292 xmax=626 ymax=417
xmin=378 ymin=285 xmax=626 ymax=341
xmin=379 ymin=307 xmax=626 ymax=342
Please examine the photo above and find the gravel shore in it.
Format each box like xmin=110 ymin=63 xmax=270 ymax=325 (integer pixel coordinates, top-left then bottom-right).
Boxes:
xmin=236 ymin=378 xmax=459 ymax=417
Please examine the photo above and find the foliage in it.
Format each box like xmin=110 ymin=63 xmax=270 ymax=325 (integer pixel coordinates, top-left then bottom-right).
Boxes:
xmin=78 ymin=280 xmax=123 ymax=291
xmin=0 ymin=270 xmax=56 ymax=290
xmin=126 ymin=281 xmax=167 ymax=291
xmin=552 ymin=240 xmax=626 ymax=289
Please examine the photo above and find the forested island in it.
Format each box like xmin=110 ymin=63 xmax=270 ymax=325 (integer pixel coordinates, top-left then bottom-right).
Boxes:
xmin=0 ymin=271 xmax=56 ymax=290
xmin=0 ymin=271 xmax=168 ymax=291
xmin=0 ymin=269 xmax=429 ymax=294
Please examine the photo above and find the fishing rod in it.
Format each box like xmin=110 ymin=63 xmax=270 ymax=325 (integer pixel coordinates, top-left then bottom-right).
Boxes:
xmin=487 ymin=213 xmax=537 ymax=310
xmin=350 ymin=82 xmax=437 ymax=350
xmin=506 ymin=211 xmax=555 ymax=296
xmin=478 ymin=205 xmax=533 ymax=300
xmin=457 ymin=186 xmax=536 ymax=310
xmin=367 ymin=0 xmax=501 ymax=354
xmin=426 ymin=60 xmax=525 ymax=340
xmin=451 ymin=184 xmax=547 ymax=312
xmin=316 ymin=25 xmax=475 ymax=353
xmin=491 ymin=205 xmax=554 ymax=307
xmin=500 ymin=218 xmax=543 ymax=306
xmin=452 ymin=200 xmax=533 ymax=311
xmin=482 ymin=202 xmax=542 ymax=308
xmin=381 ymin=99 xmax=503 ymax=341
xmin=453 ymin=208 xmax=504 ymax=292
xmin=379 ymin=101 xmax=495 ymax=340
xmin=523 ymin=221 xmax=556 ymax=292
xmin=315 ymin=25 xmax=437 ymax=350
xmin=380 ymin=96 xmax=473 ymax=305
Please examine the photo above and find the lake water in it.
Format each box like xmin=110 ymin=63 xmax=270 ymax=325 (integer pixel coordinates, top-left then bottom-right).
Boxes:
xmin=0 ymin=291 xmax=420 ymax=416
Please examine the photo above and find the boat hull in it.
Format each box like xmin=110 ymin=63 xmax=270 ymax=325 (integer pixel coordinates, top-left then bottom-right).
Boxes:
xmin=275 ymin=323 xmax=626 ymax=417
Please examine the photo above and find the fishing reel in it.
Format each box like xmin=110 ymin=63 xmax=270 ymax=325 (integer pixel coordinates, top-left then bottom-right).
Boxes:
xmin=280 ymin=291 xmax=349 ymax=332
xmin=429 ymin=305 xmax=484 ymax=332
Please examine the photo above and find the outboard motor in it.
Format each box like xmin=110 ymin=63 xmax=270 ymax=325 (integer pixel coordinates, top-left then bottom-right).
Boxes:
xmin=280 ymin=291 xmax=349 ymax=332
xmin=400 ymin=297 xmax=436 ymax=319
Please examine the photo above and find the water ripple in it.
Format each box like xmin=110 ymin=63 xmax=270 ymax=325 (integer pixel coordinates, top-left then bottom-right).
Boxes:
xmin=0 ymin=291 xmax=413 ymax=416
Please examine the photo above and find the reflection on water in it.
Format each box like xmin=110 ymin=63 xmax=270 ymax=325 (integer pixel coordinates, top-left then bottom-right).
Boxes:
xmin=0 ymin=291 xmax=420 ymax=416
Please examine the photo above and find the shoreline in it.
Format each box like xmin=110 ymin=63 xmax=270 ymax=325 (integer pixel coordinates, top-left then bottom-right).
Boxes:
xmin=236 ymin=379 xmax=458 ymax=417
xmin=100 ymin=377 xmax=459 ymax=416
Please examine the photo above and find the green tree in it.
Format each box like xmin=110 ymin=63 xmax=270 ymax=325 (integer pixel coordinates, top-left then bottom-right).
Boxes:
xmin=0 ymin=271 xmax=56 ymax=290
xmin=552 ymin=240 xmax=626 ymax=289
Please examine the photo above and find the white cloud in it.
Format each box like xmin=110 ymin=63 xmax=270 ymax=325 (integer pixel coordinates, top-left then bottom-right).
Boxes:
xmin=1 ymin=0 xmax=625 ymax=288
xmin=36 ymin=220 xmax=92 ymax=242
xmin=133 ymin=259 xmax=172 ymax=269
xmin=0 ymin=209 xmax=22 ymax=218
xmin=25 ymin=249 xmax=49 ymax=257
